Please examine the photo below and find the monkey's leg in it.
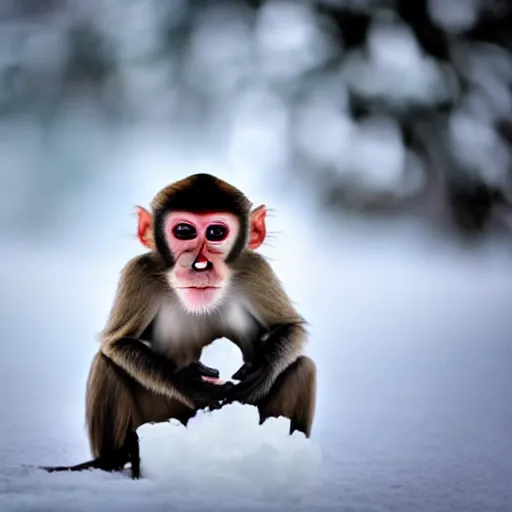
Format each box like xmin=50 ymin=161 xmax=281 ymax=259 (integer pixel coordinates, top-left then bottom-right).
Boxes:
xmin=83 ymin=352 xmax=140 ymax=476
xmin=256 ymin=356 xmax=317 ymax=438
xmin=89 ymin=353 xmax=199 ymax=478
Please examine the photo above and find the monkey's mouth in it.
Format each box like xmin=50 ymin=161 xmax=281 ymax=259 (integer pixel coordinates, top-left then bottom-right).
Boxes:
xmin=177 ymin=286 xmax=220 ymax=290
xmin=175 ymin=286 xmax=223 ymax=311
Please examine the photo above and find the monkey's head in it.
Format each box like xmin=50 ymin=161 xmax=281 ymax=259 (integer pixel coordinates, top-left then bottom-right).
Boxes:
xmin=136 ymin=173 xmax=267 ymax=314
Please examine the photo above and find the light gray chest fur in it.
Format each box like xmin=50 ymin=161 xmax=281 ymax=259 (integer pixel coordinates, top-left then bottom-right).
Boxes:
xmin=151 ymin=295 xmax=260 ymax=367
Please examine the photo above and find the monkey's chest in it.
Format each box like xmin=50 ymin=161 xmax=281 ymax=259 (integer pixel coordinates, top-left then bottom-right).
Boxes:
xmin=151 ymin=298 xmax=259 ymax=367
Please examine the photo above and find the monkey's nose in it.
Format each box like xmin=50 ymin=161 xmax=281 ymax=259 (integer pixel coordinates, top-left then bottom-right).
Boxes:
xmin=192 ymin=255 xmax=212 ymax=272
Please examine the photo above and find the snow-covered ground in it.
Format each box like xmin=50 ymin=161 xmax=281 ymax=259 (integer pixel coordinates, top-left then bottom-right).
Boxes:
xmin=1 ymin=147 xmax=511 ymax=511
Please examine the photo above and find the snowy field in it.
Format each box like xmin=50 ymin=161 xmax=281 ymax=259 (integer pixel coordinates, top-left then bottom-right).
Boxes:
xmin=0 ymin=0 xmax=511 ymax=507
xmin=1 ymin=155 xmax=512 ymax=512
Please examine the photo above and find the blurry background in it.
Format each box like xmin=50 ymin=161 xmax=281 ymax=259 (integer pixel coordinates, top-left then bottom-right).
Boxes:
xmin=1 ymin=1 xmax=512 ymax=511
xmin=1 ymin=0 xmax=512 ymax=237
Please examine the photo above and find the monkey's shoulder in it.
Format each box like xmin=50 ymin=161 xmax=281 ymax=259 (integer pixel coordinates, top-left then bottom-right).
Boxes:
xmin=100 ymin=253 xmax=166 ymax=345
xmin=234 ymin=250 xmax=276 ymax=281
xmin=234 ymin=251 xmax=305 ymax=326
xmin=119 ymin=252 xmax=165 ymax=284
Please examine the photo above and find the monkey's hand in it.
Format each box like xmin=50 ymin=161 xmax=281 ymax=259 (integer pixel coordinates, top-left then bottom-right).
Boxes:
xmin=231 ymin=362 xmax=252 ymax=381
xmin=217 ymin=323 xmax=305 ymax=408
xmin=174 ymin=362 xmax=234 ymax=409
xmin=189 ymin=361 xmax=221 ymax=380
xmin=217 ymin=359 xmax=270 ymax=407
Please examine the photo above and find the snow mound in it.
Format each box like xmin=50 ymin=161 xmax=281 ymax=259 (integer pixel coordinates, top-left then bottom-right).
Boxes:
xmin=0 ymin=403 xmax=321 ymax=512
xmin=138 ymin=402 xmax=323 ymax=501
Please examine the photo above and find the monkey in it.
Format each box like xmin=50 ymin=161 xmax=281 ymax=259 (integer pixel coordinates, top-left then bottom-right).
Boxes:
xmin=41 ymin=173 xmax=316 ymax=479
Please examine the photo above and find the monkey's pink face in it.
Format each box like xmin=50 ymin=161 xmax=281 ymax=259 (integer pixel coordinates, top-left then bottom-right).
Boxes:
xmin=164 ymin=211 xmax=240 ymax=313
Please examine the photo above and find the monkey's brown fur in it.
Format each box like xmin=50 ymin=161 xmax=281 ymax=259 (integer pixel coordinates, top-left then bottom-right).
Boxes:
xmin=42 ymin=174 xmax=317 ymax=478
xmin=257 ymin=356 xmax=316 ymax=438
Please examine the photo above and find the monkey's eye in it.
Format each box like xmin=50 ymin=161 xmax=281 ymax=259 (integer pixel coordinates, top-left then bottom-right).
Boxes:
xmin=206 ymin=224 xmax=228 ymax=242
xmin=173 ymin=223 xmax=197 ymax=240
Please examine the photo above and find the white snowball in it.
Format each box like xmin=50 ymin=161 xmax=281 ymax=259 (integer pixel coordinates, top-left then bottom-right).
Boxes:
xmin=138 ymin=403 xmax=322 ymax=500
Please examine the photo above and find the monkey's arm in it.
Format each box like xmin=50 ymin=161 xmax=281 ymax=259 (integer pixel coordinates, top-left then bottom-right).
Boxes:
xmin=100 ymin=254 xmax=227 ymax=407
xmin=227 ymin=323 xmax=306 ymax=404
xmin=225 ymin=252 xmax=308 ymax=404
xmin=102 ymin=337 xmax=225 ymax=407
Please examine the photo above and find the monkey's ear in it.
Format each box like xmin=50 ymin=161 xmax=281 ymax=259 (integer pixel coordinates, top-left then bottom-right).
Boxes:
xmin=136 ymin=206 xmax=155 ymax=250
xmin=248 ymin=205 xmax=267 ymax=250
